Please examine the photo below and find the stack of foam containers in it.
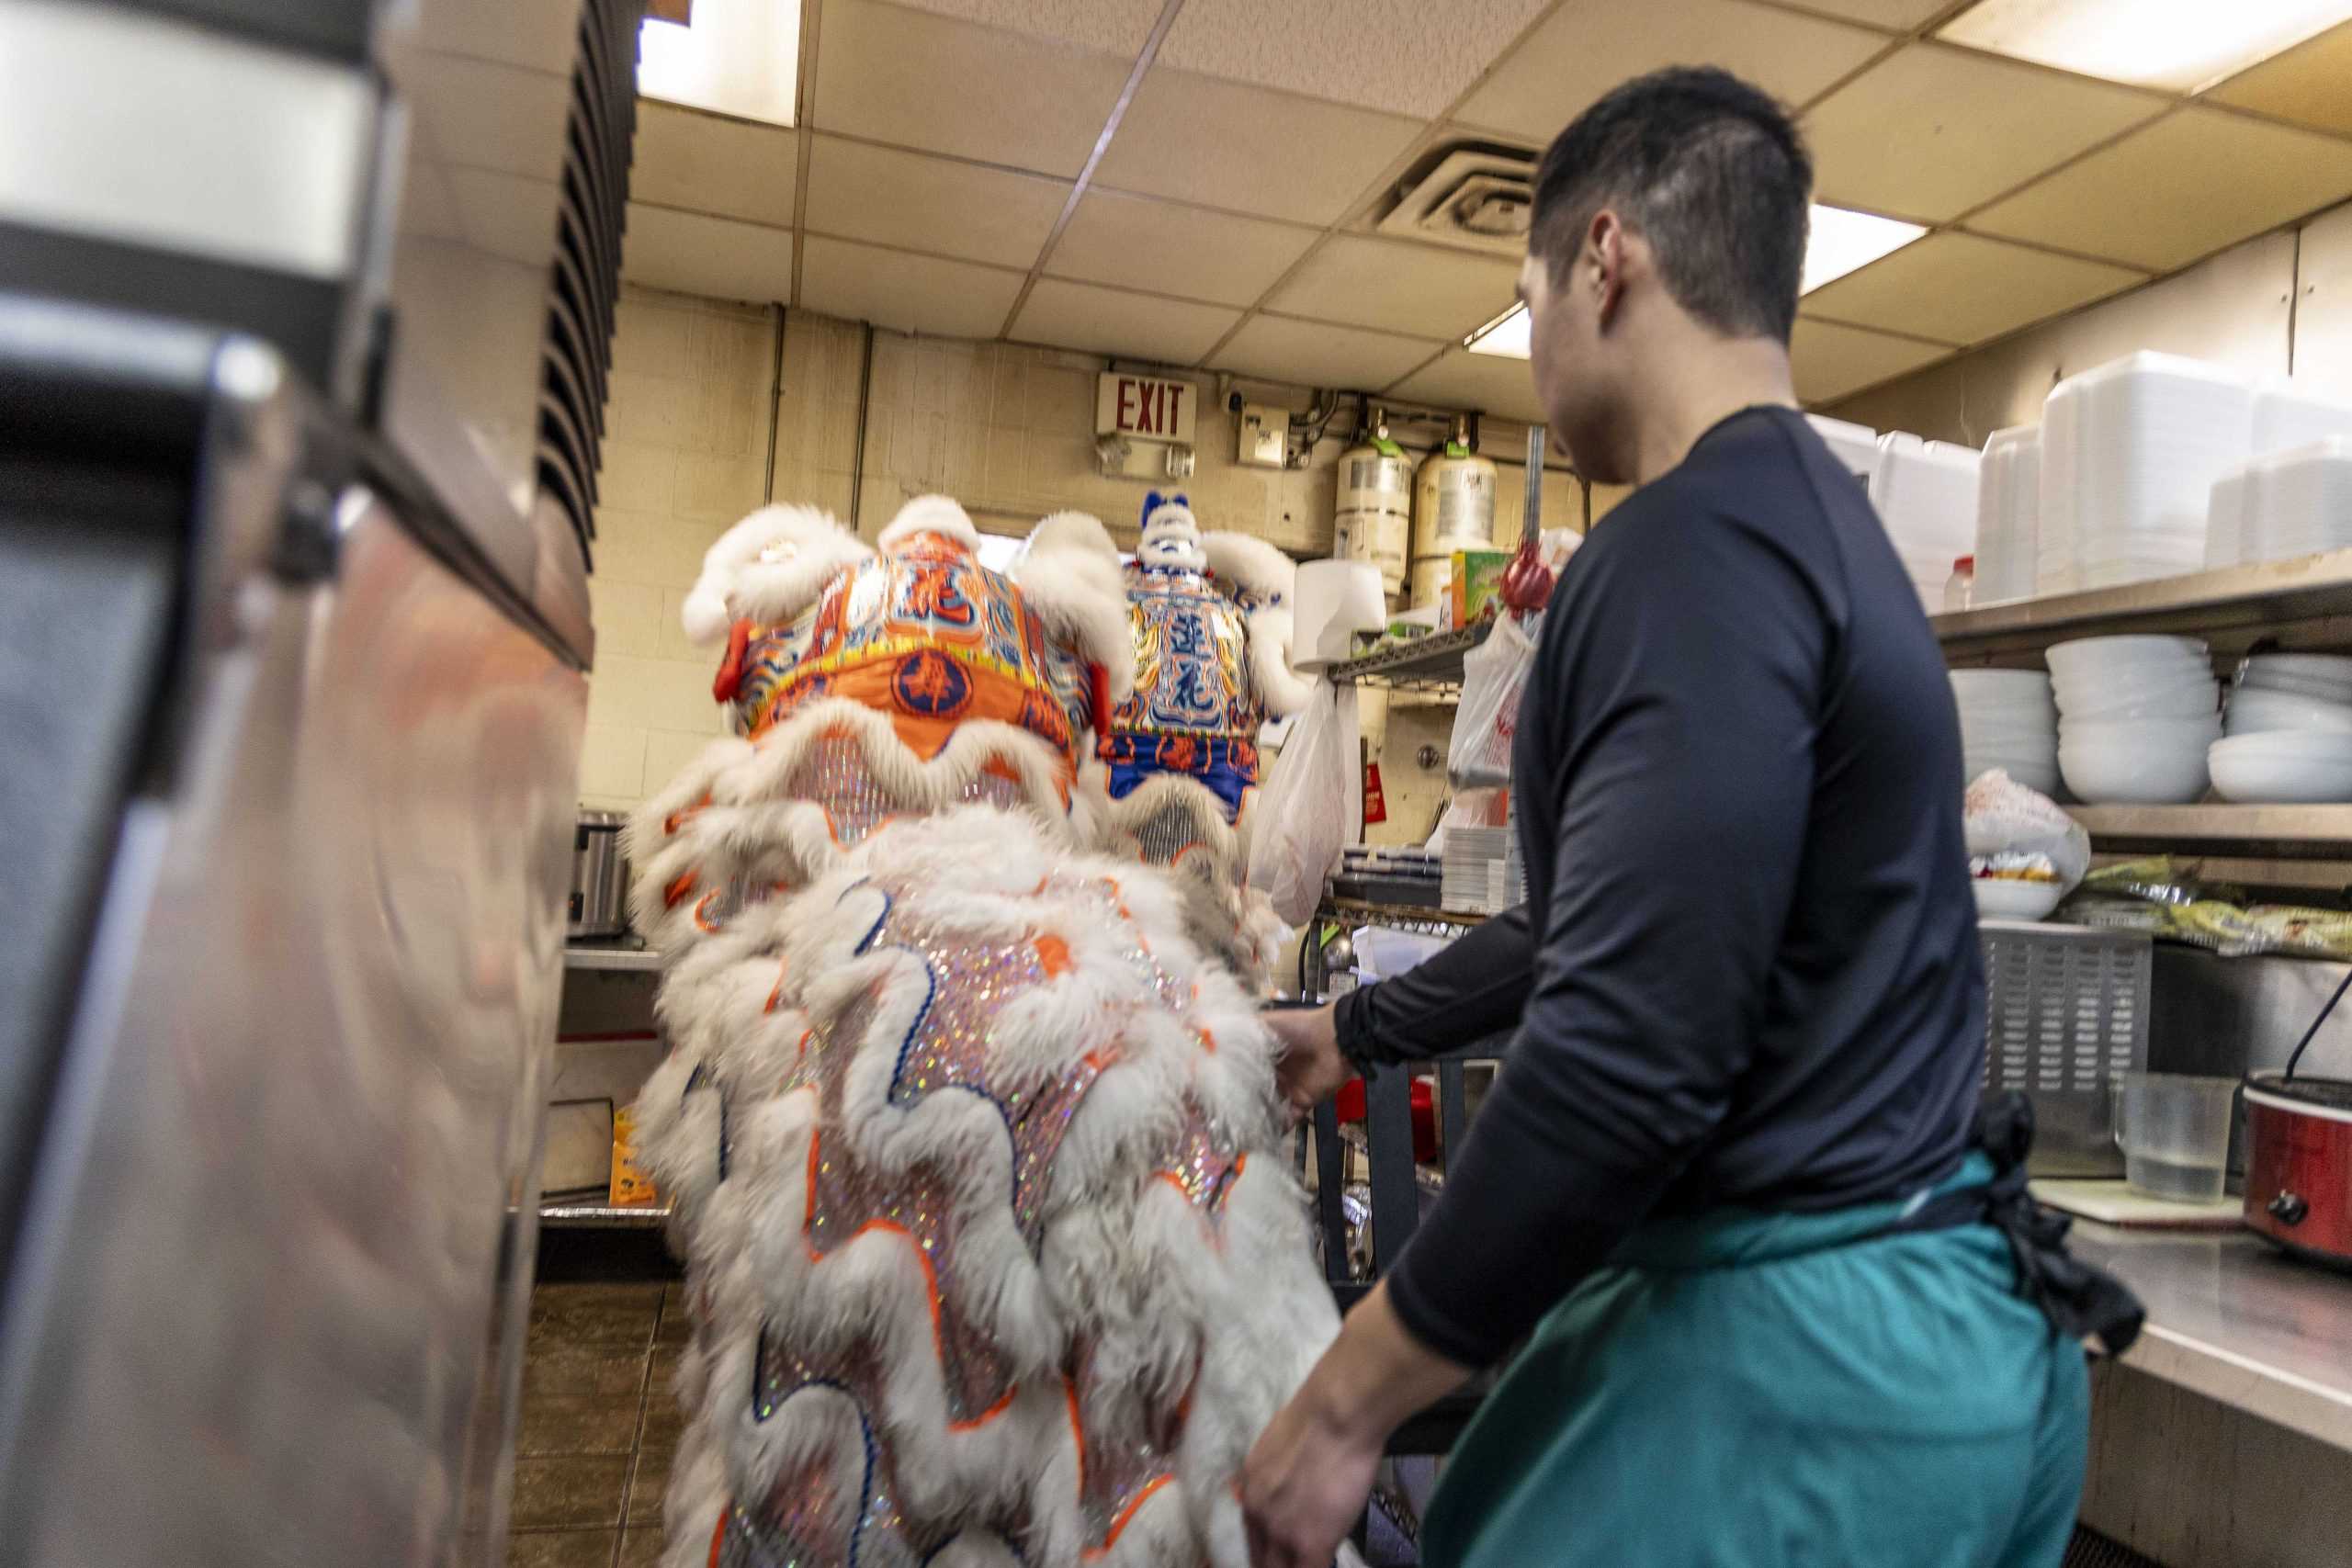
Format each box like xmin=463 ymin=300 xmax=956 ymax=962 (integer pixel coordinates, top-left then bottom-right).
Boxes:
xmin=1870 ymin=432 xmax=1982 ymax=610
xmin=2039 ymin=352 xmax=2254 ymax=592
xmin=2207 ymin=380 xmax=2352 ymax=568
xmin=2238 ymin=438 xmax=2352 ymax=562
xmin=1973 ymin=424 xmax=2040 ymax=604
xmin=1807 ymin=413 xmax=1882 ymax=488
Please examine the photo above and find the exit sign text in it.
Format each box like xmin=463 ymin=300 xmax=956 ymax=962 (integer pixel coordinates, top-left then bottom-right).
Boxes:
xmin=1095 ymin=373 xmax=1196 ymax=445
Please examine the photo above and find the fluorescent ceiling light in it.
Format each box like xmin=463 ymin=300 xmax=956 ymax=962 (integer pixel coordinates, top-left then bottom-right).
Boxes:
xmin=1939 ymin=0 xmax=2352 ymax=93
xmin=1802 ymin=204 xmax=1928 ymax=293
xmin=638 ymin=0 xmax=801 ymax=127
xmin=1461 ymin=204 xmax=1928 ymax=357
xmin=1464 ymin=302 xmax=1532 ymax=358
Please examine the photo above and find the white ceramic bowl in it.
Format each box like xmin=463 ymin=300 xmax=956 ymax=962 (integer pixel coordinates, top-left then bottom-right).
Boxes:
xmin=2062 ymin=714 xmax=2223 ymax=749
xmin=2238 ymin=670 xmax=2352 ymax=705
xmin=1951 ymin=671 xmax=2054 ymax=705
xmin=2245 ymin=652 xmax=2352 ymax=685
xmin=2210 ymin=735 xmax=2352 ymax=804
xmin=2045 ymin=635 xmax=2211 ymax=685
xmin=2060 ymin=735 xmax=2212 ymax=805
xmin=1973 ymin=878 xmax=2065 ymax=921
xmin=2053 ymin=682 xmax=2221 ymax=722
xmin=2225 ymin=688 xmax=2352 ymax=736
xmin=2214 ymin=728 xmax=2352 ymax=759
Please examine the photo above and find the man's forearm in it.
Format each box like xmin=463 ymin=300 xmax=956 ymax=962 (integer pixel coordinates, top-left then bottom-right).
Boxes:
xmin=1296 ymin=1280 xmax=1473 ymax=1445
xmin=1333 ymin=903 xmax=1533 ymax=1068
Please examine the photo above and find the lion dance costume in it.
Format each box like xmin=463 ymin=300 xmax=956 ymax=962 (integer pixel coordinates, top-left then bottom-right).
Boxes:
xmin=624 ymin=495 xmax=1340 ymax=1568
xmin=1095 ymin=493 xmax=1310 ymax=988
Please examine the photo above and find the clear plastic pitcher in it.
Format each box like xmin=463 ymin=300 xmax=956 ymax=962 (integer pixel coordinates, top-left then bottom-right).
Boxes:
xmin=2114 ymin=1072 xmax=2238 ymax=1202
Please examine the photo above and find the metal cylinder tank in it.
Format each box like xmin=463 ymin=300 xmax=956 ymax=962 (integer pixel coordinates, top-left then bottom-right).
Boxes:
xmin=1408 ymin=416 xmax=1499 ymax=611
xmin=1334 ymin=409 xmax=1414 ymax=594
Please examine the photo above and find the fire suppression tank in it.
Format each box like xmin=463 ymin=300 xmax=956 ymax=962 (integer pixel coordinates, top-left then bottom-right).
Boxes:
xmin=1408 ymin=414 xmax=1499 ymax=611
xmin=1333 ymin=408 xmax=1414 ymax=595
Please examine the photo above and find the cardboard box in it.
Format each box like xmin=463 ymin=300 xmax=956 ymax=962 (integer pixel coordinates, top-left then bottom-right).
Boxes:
xmin=1450 ymin=550 xmax=1510 ymax=627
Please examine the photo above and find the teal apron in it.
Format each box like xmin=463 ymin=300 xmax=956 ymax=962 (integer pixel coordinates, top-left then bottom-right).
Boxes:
xmin=1419 ymin=1154 xmax=2095 ymax=1568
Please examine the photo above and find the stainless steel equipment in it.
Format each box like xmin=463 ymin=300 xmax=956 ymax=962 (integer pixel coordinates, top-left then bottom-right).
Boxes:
xmin=569 ymin=809 xmax=630 ymax=939
xmin=1979 ymin=919 xmax=2154 ymax=1176
xmin=0 ymin=0 xmax=635 ymax=1563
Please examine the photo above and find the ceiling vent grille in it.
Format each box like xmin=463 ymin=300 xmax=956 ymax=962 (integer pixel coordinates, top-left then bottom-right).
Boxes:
xmin=1375 ymin=141 xmax=1537 ymax=255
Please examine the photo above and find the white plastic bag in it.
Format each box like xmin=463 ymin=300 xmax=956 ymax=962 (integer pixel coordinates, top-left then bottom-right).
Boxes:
xmin=1964 ymin=768 xmax=2091 ymax=891
xmin=1250 ymin=677 xmax=1361 ymax=925
xmin=1448 ymin=612 xmax=1537 ymax=790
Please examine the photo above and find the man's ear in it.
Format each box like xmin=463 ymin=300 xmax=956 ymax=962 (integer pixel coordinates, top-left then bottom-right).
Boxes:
xmin=1589 ymin=209 xmax=1628 ymax=330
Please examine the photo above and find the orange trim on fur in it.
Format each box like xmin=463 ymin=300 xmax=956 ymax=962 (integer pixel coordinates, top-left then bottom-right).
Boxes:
xmin=799 ymin=1124 xmax=1016 ymax=1434
xmin=1034 ymin=933 xmax=1071 ymax=976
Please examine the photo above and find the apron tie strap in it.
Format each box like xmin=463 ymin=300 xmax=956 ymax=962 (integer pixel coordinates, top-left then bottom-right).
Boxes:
xmin=1880 ymin=1092 xmax=2144 ymax=1357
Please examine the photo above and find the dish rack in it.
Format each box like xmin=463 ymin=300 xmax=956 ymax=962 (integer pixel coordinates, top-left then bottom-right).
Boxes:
xmin=1979 ymin=919 xmax=2153 ymax=1176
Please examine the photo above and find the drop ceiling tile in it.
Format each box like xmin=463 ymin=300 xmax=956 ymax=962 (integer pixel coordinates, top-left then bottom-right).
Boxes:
xmin=879 ymin=0 xmax=1163 ymax=55
xmin=1774 ymin=0 xmax=1948 ymax=26
xmin=622 ymin=204 xmax=796 ymax=303
xmin=1791 ymin=316 xmax=1951 ymax=403
xmin=1266 ymin=236 xmax=1521 ymax=340
xmin=1970 ymin=108 xmax=2352 ymax=272
xmin=805 ymin=138 xmax=1069 ymax=268
xmin=810 ymin=0 xmax=1131 ymax=177
xmin=1454 ymin=0 xmax=1885 ymax=145
xmin=2207 ymin=21 xmax=2352 ymax=137
xmin=1804 ymin=231 xmax=2143 ymax=346
xmin=1805 ymin=44 xmax=2163 ymax=222
xmin=1383 ymin=349 xmax=1547 ymax=423
xmin=631 ymin=103 xmax=798 ymax=227
xmin=1212 ymin=315 xmax=1440 ymax=390
xmin=798 ymin=235 xmax=1025 ymax=337
xmin=1048 ymin=191 xmax=1319 ymax=306
xmin=1158 ymin=0 xmax=1552 ymax=118
xmin=1092 ymin=69 xmax=1422 ymax=225
xmin=1011 ymin=280 xmax=1241 ymax=364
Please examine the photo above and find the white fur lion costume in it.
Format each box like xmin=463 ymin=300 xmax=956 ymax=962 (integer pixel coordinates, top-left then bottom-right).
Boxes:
xmin=625 ymin=495 xmax=1340 ymax=1568
xmin=1090 ymin=493 xmax=1308 ymax=988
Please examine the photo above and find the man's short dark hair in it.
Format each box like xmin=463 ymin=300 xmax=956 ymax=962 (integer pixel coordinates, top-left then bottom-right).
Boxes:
xmin=1531 ymin=66 xmax=1813 ymax=343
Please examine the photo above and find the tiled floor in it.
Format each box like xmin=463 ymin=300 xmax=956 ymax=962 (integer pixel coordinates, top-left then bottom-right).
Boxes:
xmin=513 ymin=1280 xmax=691 ymax=1568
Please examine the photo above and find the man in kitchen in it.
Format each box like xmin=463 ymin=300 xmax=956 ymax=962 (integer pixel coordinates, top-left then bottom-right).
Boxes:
xmin=1239 ymin=66 xmax=2135 ymax=1568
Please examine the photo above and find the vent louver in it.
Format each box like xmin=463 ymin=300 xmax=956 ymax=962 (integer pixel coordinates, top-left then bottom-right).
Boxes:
xmin=1375 ymin=141 xmax=1537 ymax=256
xmin=535 ymin=0 xmax=640 ymax=567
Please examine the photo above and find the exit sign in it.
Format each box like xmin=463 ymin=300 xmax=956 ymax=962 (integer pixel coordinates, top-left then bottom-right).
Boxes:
xmin=1096 ymin=373 xmax=1196 ymax=445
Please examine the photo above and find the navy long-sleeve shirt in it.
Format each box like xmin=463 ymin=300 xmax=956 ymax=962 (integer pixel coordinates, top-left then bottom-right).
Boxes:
xmin=1337 ymin=406 xmax=1986 ymax=1368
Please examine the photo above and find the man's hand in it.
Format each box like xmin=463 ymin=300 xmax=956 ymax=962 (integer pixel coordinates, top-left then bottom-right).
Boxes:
xmin=1238 ymin=1374 xmax=1383 ymax=1568
xmin=1267 ymin=1002 xmax=1351 ymax=1122
xmin=1242 ymin=1282 xmax=1471 ymax=1567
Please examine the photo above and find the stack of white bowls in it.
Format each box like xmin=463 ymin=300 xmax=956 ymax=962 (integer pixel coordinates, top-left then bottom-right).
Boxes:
xmin=2213 ymin=653 xmax=2352 ymax=803
xmin=2050 ymin=636 xmax=2220 ymax=804
xmin=1951 ymin=670 xmax=2058 ymax=796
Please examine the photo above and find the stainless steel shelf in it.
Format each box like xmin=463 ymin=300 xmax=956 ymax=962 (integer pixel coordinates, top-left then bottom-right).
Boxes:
xmin=564 ymin=942 xmax=662 ymax=973
xmin=537 ymin=1201 xmax=672 ymax=1229
xmin=2070 ymin=1221 xmax=2352 ymax=1454
xmin=2069 ymin=805 xmax=2352 ymax=857
xmin=1936 ymin=547 xmax=2352 ymax=663
xmin=1324 ymin=621 xmax=1494 ymax=690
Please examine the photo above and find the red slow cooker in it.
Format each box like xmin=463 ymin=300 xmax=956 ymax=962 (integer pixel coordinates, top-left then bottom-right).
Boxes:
xmin=2243 ymin=1073 xmax=2352 ymax=1269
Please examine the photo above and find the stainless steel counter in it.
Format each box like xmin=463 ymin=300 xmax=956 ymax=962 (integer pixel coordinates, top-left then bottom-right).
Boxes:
xmin=2071 ymin=1221 xmax=2352 ymax=1451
